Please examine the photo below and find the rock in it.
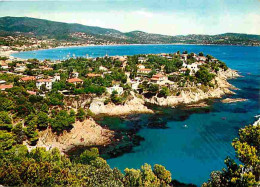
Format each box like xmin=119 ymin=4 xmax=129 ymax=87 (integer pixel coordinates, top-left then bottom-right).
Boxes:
xmin=221 ymin=98 xmax=248 ymax=103
xmin=89 ymin=93 xmax=153 ymax=116
xmin=36 ymin=118 xmax=113 ymax=153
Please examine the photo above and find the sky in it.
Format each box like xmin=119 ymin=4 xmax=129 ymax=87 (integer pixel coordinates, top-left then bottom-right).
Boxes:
xmin=0 ymin=0 xmax=259 ymax=35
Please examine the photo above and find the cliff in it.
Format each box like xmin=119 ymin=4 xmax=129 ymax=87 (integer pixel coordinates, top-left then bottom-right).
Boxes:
xmin=33 ymin=118 xmax=113 ymax=153
xmin=145 ymin=69 xmax=240 ymax=106
xmin=89 ymin=93 xmax=153 ymax=116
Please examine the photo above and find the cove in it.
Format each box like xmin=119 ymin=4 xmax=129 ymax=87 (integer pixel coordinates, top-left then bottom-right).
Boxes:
xmin=13 ymin=45 xmax=260 ymax=185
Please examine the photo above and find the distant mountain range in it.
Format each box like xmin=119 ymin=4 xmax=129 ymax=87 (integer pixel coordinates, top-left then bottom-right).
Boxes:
xmin=0 ymin=16 xmax=260 ymax=45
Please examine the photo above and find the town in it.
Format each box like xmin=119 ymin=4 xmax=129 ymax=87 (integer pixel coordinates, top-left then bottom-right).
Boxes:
xmin=0 ymin=51 xmax=228 ymax=103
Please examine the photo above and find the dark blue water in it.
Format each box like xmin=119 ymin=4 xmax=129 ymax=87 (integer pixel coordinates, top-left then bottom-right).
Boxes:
xmin=13 ymin=45 xmax=260 ymax=186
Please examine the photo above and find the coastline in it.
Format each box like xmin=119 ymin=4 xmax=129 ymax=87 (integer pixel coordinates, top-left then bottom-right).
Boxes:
xmin=6 ymin=43 xmax=259 ymax=60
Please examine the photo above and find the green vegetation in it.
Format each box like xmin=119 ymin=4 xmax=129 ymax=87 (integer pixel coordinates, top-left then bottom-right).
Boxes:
xmin=0 ymin=17 xmax=259 ymax=46
xmin=0 ymin=135 xmax=173 ymax=186
xmin=203 ymin=124 xmax=260 ymax=187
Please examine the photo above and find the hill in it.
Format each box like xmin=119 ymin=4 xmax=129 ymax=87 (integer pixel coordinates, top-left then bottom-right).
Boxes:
xmin=0 ymin=16 xmax=259 ymax=46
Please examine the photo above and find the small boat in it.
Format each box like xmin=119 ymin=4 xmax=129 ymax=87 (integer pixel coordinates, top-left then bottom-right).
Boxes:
xmin=183 ymin=124 xmax=188 ymax=128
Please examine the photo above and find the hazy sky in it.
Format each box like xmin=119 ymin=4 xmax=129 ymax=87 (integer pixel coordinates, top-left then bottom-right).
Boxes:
xmin=0 ymin=0 xmax=259 ymax=35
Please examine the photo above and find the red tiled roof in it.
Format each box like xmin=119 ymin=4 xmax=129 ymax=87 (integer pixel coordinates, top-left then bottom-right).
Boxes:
xmin=21 ymin=76 xmax=36 ymax=81
xmin=138 ymin=68 xmax=151 ymax=71
xmin=67 ymin=78 xmax=83 ymax=83
xmin=0 ymin=84 xmax=13 ymax=90
xmin=37 ymin=79 xmax=52 ymax=82
xmin=86 ymin=73 xmax=101 ymax=77
xmin=152 ymin=74 xmax=165 ymax=78
xmin=27 ymin=90 xmax=37 ymax=95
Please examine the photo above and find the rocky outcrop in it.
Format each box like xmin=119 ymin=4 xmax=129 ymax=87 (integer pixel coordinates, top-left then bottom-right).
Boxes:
xmin=35 ymin=118 xmax=113 ymax=153
xmin=145 ymin=69 xmax=240 ymax=107
xmin=221 ymin=98 xmax=248 ymax=103
xmin=89 ymin=93 xmax=153 ymax=116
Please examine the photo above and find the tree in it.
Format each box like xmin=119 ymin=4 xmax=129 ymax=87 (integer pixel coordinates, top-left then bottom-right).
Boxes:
xmin=148 ymin=84 xmax=159 ymax=93
xmin=76 ymin=108 xmax=86 ymax=121
xmin=79 ymin=148 xmax=99 ymax=164
xmin=203 ymin=124 xmax=259 ymax=187
xmin=50 ymin=110 xmax=75 ymax=134
xmin=11 ymin=123 xmax=26 ymax=144
xmin=198 ymin=52 xmax=204 ymax=56
xmin=159 ymin=86 xmax=170 ymax=97
xmin=153 ymin=164 xmax=172 ymax=184
xmin=37 ymin=111 xmax=49 ymax=129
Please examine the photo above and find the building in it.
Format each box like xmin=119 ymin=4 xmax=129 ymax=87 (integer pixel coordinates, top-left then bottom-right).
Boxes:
xmin=86 ymin=73 xmax=102 ymax=78
xmin=137 ymin=68 xmax=152 ymax=74
xmin=151 ymin=74 xmax=168 ymax=84
xmin=67 ymin=78 xmax=84 ymax=85
xmin=106 ymin=85 xmax=124 ymax=95
xmin=137 ymin=64 xmax=145 ymax=69
xmin=0 ymin=84 xmax=13 ymax=91
xmin=198 ymin=56 xmax=207 ymax=61
xmin=0 ymin=61 xmax=8 ymax=69
xmin=183 ymin=63 xmax=199 ymax=75
xmin=20 ymin=76 xmax=36 ymax=82
xmin=72 ymin=72 xmax=79 ymax=78
xmin=179 ymin=68 xmax=188 ymax=74
xmin=52 ymin=74 xmax=61 ymax=82
xmin=138 ymin=57 xmax=147 ymax=63
xmin=36 ymin=79 xmax=52 ymax=90
xmin=0 ymin=80 xmax=6 ymax=84
xmin=99 ymin=66 xmax=108 ymax=71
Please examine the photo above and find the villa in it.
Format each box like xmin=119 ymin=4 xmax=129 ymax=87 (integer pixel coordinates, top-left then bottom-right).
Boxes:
xmin=36 ymin=79 xmax=52 ymax=90
xmin=151 ymin=74 xmax=168 ymax=84
xmin=20 ymin=76 xmax=36 ymax=82
xmin=67 ymin=77 xmax=84 ymax=85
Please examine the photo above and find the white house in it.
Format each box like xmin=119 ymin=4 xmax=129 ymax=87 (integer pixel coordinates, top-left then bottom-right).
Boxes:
xmin=99 ymin=66 xmax=108 ymax=71
xmin=52 ymin=73 xmax=60 ymax=82
xmin=182 ymin=63 xmax=199 ymax=75
xmin=0 ymin=61 xmax=8 ymax=69
xmin=72 ymin=72 xmax=79 ymax=78
xmin=137 ymin=64 xmax=145 ymax=69
xmin=138 ymin=57 xmax=147 ymax=63
xmin=106 ymin=85 xmax=124 ymax=95
xmin=36 ymin=79 xmax=52 ymax=90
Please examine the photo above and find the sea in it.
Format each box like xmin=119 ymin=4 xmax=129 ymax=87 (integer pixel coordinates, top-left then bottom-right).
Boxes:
xmin=12 ymin=44 xmax=260 ymax=186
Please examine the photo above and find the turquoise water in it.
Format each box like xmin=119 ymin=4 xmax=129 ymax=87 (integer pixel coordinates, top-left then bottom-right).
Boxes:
xmin=13 ymin=45 xmax=260 ymax=186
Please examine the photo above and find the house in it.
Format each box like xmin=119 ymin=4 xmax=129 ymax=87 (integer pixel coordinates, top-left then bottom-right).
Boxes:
xmin=72 ymin=72 xmax=79 ymax=78
xmin=36 ymin=79 xmax=52 ymax=90
xmin=183 ymin=63 xmax=199 ymax=75
xmin=52 ymin=73 xmax=60 ymax=82
xmin=106 ymin=85 xmax=124 ymax=95
xmin=180 ymin=54 xmax=188 ymax=61
xmin=151 ymin=74 xmax=168 ymax=83
xmin=0 ymin=84 xmax=13 ymax=91
xmin=138 ymin=57 xmax=147 ymax=63
xmin=137 ymin=68 xmax=152 ymax=74
xmin=0 ymin=80 xmax=6 ymax=84
xmin=179 ymin=68 xmax=188 ymax=74
xmin=99 ymin=66 xmax=108 ymax=71
xmin=0 ymin=61 xmax=8 ymax=69
xmin=86 ymin=73 xmax=102 ymax=78
xmin=14 ymin=65 xmax=26 ymax=73
xmin=198 ymin=56 xmax=207 ymax=61
xmin=20 ymin=76 xmax=36 ymax=82
xmin=67 ymin=78 xmax=84 ymax=85
xmin=27 ymin=90 xmax=37 ymax=95
xmin=137 ymin=64 xmax=145 ymax=69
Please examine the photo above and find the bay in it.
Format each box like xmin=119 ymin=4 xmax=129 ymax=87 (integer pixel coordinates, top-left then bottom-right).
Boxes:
xmin=13 ymin=44 xmax=260 ymax=185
